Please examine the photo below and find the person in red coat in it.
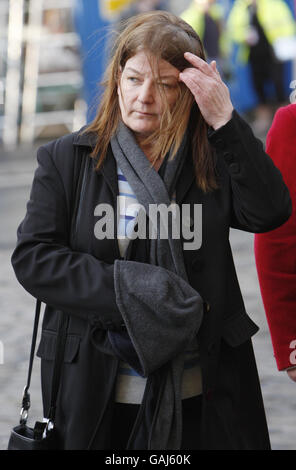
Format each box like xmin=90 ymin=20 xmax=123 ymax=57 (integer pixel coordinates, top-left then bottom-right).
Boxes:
xmin=254 ymin=103 xmax=296 ymax=382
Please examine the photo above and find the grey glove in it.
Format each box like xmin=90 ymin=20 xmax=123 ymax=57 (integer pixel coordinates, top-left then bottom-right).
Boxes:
xmin=112 ymin=260 xmax=204 ymax=377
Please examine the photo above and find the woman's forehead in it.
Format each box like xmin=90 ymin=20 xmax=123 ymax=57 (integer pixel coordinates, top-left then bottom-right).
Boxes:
xmin=123 ymin=51 xmax=180 ymax=78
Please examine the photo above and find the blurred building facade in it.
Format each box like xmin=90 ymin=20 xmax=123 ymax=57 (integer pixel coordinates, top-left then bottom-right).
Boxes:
xmin=0 ymin=0 xmax=86 ymax=148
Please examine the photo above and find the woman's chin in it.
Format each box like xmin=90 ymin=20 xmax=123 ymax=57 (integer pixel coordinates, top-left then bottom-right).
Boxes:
xmin=129 ymin=124 xmax=158 ymax=137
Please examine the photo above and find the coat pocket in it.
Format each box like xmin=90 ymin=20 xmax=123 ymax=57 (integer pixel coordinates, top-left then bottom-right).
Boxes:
xmin=36 ymin=329 xmax=81 ymax=363
xmin=222 ymin=310 xmax=259 ymax=347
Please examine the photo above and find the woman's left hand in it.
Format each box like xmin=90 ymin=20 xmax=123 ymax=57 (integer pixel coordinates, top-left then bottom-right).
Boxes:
xmin=179 ymin=52 xmax=234 ymax=130
xmin=287 ymin=367 xmax=296 ymax=383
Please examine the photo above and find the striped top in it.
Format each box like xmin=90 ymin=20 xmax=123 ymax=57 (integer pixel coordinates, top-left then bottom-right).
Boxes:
xmin=115 ymin=164 xmax=202 ymax=404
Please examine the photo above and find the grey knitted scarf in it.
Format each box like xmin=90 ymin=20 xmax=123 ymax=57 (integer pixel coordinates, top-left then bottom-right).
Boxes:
xmin=109 ymin=121 xmax=204 ymax=449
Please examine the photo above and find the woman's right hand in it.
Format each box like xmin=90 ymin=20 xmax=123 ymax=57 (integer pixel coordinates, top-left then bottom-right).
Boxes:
xmin=179 ymin=52 xmax=234 ymax=130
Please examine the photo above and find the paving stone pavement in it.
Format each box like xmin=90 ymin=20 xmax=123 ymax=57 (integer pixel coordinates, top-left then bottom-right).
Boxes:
xmin=0 ymin=143 xmax=295 ymax=451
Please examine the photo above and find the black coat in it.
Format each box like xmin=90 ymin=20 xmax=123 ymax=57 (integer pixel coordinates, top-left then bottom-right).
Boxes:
xmin=11 ymin=111 xmax=292 ymax=449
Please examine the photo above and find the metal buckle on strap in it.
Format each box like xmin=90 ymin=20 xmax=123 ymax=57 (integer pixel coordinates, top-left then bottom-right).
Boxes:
xmin=20 ymin=407 xmax=28 ymax=425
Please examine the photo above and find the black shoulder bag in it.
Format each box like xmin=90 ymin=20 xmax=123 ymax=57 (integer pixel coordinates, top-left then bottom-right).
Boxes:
xmin=7 ymin=150 xmax=89 ymax=450
xmin=7 ymin=301 xmax=68 ymax=450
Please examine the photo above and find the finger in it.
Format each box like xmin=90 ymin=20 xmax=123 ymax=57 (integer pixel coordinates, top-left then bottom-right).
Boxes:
xmin=180 ymin=72 xmax=204 ymax=88
xmin=210 ymin=60 xmax=218 ymax=75
xmin=179 ymin=72 xmax=203 ymax=100
xmin=184 ymin=52 xmax=217 ymax=79
xmin=180 ymin=68 xmax=212 ymax=89
xmin=180 ymin=67 xmax=212 ymax=82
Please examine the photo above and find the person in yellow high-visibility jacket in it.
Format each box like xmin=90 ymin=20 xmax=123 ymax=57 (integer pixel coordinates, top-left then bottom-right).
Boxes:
xmin=228 ymin=0 xmax=295 ymax=63
xmin=227 ymin=0 xmax=296 ymax=133
xmin=181 ymin=0 xmax=229 ymax=63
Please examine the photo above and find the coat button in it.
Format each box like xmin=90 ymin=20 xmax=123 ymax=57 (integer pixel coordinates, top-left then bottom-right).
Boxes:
xmin=223 ymin=152 xmax=234 ymax=163
xmin=105 ymin=320 xmax=115 ymax=330
xmin=215 ymin=138 xmax=225 ymax=150
xmin=88 ymin=314 xmax=103 ymax=328
xmin=229 ymin=162 xmax=240 ymax=174
xmin=204 ymin=301 xmax=210 ymax=313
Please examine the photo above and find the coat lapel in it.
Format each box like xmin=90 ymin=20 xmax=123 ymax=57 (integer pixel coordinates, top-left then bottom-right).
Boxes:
xmin=99 ymin=146 xmax=119 ymax=200
xmin=73 ymin=129 xmax=119 ymax=199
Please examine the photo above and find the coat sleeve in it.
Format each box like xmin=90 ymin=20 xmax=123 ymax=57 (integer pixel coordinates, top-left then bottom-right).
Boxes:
xmin=11 ymin=144 xmax=123 ymax=330
xmin=254 ymin=106 xmax=296 ymax=371
xmin=208 ymin=110 xmax=292 ymax=233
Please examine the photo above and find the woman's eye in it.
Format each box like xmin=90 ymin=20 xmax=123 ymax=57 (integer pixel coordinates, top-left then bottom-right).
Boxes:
xmin=158 ymin=82 xmax=175 ymax=89
xmin=128 ymin=77 xmax=139 ymax=83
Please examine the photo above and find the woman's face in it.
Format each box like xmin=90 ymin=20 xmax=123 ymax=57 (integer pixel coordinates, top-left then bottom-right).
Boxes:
xmin=117 ymin=51 xmax=180 ymax=140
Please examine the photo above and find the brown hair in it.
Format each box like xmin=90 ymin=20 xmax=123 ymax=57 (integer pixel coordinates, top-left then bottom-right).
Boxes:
xmin=81 ymin=11 xmax=218 ymax=192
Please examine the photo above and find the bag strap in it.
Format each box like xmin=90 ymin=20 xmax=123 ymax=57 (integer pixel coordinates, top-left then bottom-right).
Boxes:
xmin=20 ymin=301 xmax=69 ymax=427
xmin=20 ymin=150 xmax=89 ymax=426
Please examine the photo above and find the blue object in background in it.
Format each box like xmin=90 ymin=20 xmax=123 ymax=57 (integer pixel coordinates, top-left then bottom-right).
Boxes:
xmin=73 ymin=0 xmax=110 ymax=123
xmin=73 ymin=0 xmax=296 ymax=119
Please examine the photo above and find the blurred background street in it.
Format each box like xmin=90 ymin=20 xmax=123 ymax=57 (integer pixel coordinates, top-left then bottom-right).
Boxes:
xmin=0 ymin=0 xmax=296 ymax=450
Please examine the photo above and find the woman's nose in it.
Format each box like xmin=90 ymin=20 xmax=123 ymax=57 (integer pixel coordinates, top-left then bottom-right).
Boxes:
xmin=138 ymin=81 xmax=154 ymax=104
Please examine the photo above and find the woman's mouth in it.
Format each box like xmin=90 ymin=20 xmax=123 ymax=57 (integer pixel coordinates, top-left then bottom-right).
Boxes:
xmin=134 ymin=111 xmax=156 ymax=116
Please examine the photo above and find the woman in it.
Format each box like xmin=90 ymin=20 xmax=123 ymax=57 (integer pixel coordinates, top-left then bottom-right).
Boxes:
xmin=11 ymin=11 xmax=291 ymax=450
xmin=254 ymin=104 xmax=296 ymax=382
